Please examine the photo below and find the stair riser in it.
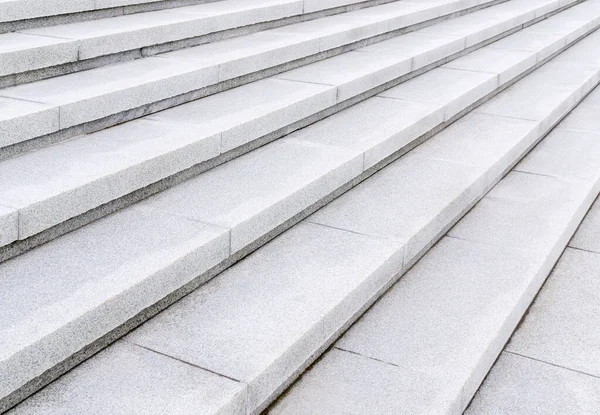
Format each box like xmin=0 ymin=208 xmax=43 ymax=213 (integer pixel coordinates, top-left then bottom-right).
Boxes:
xmin=0 ymin=0 xmax=404 ymax=85
xmin=3 ymin=21 xmax=598 ymax=412
xmin=450 ymin=85 xmax=600 ymax=412
xmin=0 ymin=0 xmax=587 ymax=266
xmin=212 ymin=74 xmax=600 ymax=415
xmin=0 ymin=0 xmax=506 ymax=155
xmin=0 ymin=0 xmax=221 ymax=32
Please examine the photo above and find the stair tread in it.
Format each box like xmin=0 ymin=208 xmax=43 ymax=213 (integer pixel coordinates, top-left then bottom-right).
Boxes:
xmin=268 ymin=42 xmax=600 ymax=415
xmin=0 ymin=0 xmax=585 ymax=252
xmin=2 ymin=0 xmax=302 ymax=72
xmin=467 ymin=351 xmax=600 ymax=414
xmin=4 ymin=16 xmax=599 ymax=413
xmin=0 ymin=0 xmax=548 ymax=149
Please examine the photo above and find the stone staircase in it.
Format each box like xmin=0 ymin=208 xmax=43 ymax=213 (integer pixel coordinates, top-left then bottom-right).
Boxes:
xmin=1 ymin=0 xmax=599 ymax=413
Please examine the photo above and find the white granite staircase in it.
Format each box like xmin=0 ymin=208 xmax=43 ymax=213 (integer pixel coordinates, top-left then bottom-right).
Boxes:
xmin=1 ymin=0 xmax=599 ymax=413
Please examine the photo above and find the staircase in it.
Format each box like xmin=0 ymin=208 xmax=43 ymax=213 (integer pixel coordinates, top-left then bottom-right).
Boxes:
xmin=1 ymin=0 xmax=599 ymax=413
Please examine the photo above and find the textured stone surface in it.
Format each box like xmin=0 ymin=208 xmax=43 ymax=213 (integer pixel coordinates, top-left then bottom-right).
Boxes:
xmin=128 ymin=222 xmax=404 ymax=412
xmin=476 ymin=58 xmax=600 ymax=132
xmin=0 ymin=33 xmax=78 ymax=76
xmin=448 ymin=172 xmax=593 ymax=253
xmin=407 ymin=112 xmax=540 ymax=184
xmin=506 ymin=249 xmax=600 ymax=377
xmin=7 ymin=342 xmax=247 ymax=415
xmin=0 ymin=0 xmax=579 ymax=150
xmin=488 ymin=26 xmax=566 ymax=57
xmin=269 ymin=9 xmax=388 ymax=52
xmin=2 ymin=55 xmax=219 ymax=130
xmin=380 ymin=67 xmax=498 ymax=120
xmin=0 ymin=96 xmax=59 ymax=148
xmin=359 ymin=31 xmax=465 ymax=70
xmin=0 ymin=205 xmax=18 ymax=248
xmin=444 ymin=45 xmax=537 ymax=86
xmin=0 ymin=206 xmax=229 ymax=402
xmin=138 ymin=138 xmax=362 ymax=253
xmin=269 ymin=348 xmax=447 ymax=415
xmin=149 ymin=77 xmax=337 ymax=152
xmin=570 ymin=197 xmax=600 ymax=253
xmin=309 ymin=155 xmax=486 ymax=263
xmin=276 ymin=50 xmax=412 ymax=102
xmin=0 ymin=0 xmax=94 ymax=23
xmin=420 ymin=0 xmax=535 ymax=47
xmin=0 ymin=119 xmax=220 ymax=240
xmin=20 ymin=0 xmax=303 ymax=60
xmin=277 ymin=237 xmax=547 ymax=414
xmin=558 ymin=101 xmax=600 ymax=133
xmin=466 ymin=352 xmax=600 ymax=414
xmin=304 ymin=0 xmax=375 ymax=13
xmin=285 ymin=96 xmax=443 ymax=169
xmin=516 ymin=128 xmax=600 ymax=180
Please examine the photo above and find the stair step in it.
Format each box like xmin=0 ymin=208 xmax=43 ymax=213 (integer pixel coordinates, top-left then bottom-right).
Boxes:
xmin=0 ymin=0 xmax=564 ymax=154
xmin=0 ymin=0 xmax=225 ymax=31
xmin=0 ymin=0 xmax=397 ymax=80
xmin=468 ymin=189 xmax=600 ymax=413
xmin=267 ymin=49 xmax=600 ymax=415
xmin=1 ymin=0 xmax=400 ymax=31
xmin=1 ymin=0 xmax=594 ymax=264
xmin=3 ymin=16 xmax=599 ymax=413
xmin=0 ymin=0 xmax=481 ymax=86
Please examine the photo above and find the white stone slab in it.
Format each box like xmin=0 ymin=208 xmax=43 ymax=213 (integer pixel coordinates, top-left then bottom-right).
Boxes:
xmin=570 ymin=198 xmax=600 ymax=253
xmin=275 ymin=50 xmax=412 ymax=102
xmin=326 ymin=237 xmax=548 ymax=413
xmin=516 ymin=128 xmax=600 ymax=181
xmin=269 ymin=348 xmax=449 ymax=415
xmin=270 ymin=10 xmax=389 ymax=52
xmin=475 ymin=61 xmax=600 ymax=132
xmin=419 ymin=1 xmax=535 ymax=47
xmin=285 ymin=96 xmax=443 ymax=170
xmin=488 ymin=29 xmax=566 ymax=60
xmin=137 ymin=138 xmax=362 ymax=253
xmin=1 ymin=55 xmax=219 ymax=130
xmin=309 ymin=155 xmax=486 ymax=263
xmin=407 ymin=112 xmax=540 ymax=184
xmin=359 ymin=32 xmax=465 ymax=70
xmin=379 ymin=67 xmax=499 ymax=120
xmin=467 ymin=352 xmax=600 ymax=414
xmin=506 ymin=248 xmax=600 ymax=378
xmin=584 ymin=86 xmax=600 ymax=106
xmin=0 ymin=118 xmax=220 ymax=240
xmin=22 ymin=0 xmax=303 ymax=60
xmin=553 ymin=27 xmax=600 ymax=67
xmin=0 ymin=206 xmax=229 ymax=403
xmin=0 ymin=205 xmax=17 ymax=248
xmin=0 ymin=96 xmax=60 ymax=148
xmin=449 ymin=172 xmax=593 ymax=253
xmin=0 ymin=32 xmax=78 ymax=76
xmin=558 ymin=101 xmax=600 ymax=134
xmin=7 ymin=342 xmax=247 ymax=415
xmin=94 ymin=0 xmax=177 ymax=7
xmin=149 ymin=77 xmax=336 ymax=152
xmin=443 ymin=46 xmax=536 ymax=86
xmin=524 ymin=17 xmax=594 ymax=46
xmin=0 ymin=0 xmax=94 ymax=23
xmin=127 ymin=221 xmax=404 ymax=412
xmin=304 ymin=0 xmax=372 ymax=13
xmin=351 ymin=0 xmax=442 ymax=32
xmin=164 ymin=29 xmax=320 ymax=82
